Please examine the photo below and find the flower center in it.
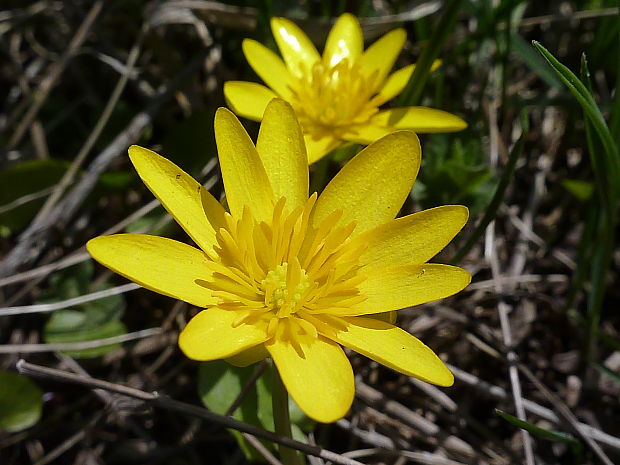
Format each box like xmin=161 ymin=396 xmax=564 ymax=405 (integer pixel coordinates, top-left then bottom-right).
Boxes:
xmin=262 ymin=262 xmax=311 ymax=318
xmin=202 ymin=195 xmax=368 ymax=342
xmin=288 ymin=59 xmax=381 ymax=139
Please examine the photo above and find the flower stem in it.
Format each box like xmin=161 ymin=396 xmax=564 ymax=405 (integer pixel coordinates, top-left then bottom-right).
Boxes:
xmin=272 ymin=367 xmax=302 ymax=465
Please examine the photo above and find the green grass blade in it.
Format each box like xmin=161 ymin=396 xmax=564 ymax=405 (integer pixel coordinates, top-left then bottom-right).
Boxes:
xmin=495 ymin=409 xmax=580 ymax=445
xmin=580 ymin=53 xmax=617 ymax=363
xmin=450 ymin=113 xmax=528 ymax=264
xmin=593 ymin=362 xmax=620 ymax=387
xmin=608 ymin=11 xmax=620 ymax=145
xmin=512 ymin=34 xmax=562 ymax=89
xmin=581 ymin=53 xmax=613 ymax=214
xmin=532 ymin=41 xmax=620 ymax=198
xmin=397 ymin=0 xmax=463 ymax=106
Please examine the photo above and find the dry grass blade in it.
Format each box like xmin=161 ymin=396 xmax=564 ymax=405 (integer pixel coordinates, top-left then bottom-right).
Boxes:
xmin=15 ymin=361 xmax=365 ymax=465
xmin=0 ymin=282 xmax=140 ymax=316
xmin=0 ymin=328 xmax=161 ymax=354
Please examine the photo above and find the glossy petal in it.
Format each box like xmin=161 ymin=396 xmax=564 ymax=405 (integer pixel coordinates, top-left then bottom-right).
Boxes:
xmin=223 ymin=81 xmax=277 ymax=121
xmin=128 ymin=146 xmax=226 ymax=254
xmin=316 ymin=316 xmax=453 ymax=386
xmin=341 ymin=124 xmax=394 ymax=145
xmin=375 ymin=60 xmax=441 ymax=105
xmin=313 ymin=131 xmax=420 ymax=236
xmin=304 ymin=134 xmax=341 ymax=163
xmin=372 ymin=107 xmax=467 ymax=132
xmin=375 ymin=64 xmax=414 ymax=104
xmin=353 ymin=205 xmax=469 ymax=270
xmin=323 ymin=13 xmax=363 ymax=68
xmin=179 ymin=307 xmax=269 ymax=361
xmin=346 ymin=264 xmax=471 ymax=315
xmin=214 ymin=108 xmax=274 ymax=222
xmin=87 ymin=234 xmax=217 ymax=307
xmin=256 ymin=99 xmax=308 ymax=209
xmin=226 ymin=344 xmax=269 ymax=367
xmin=266 ymin=334 xmax=354 ymax=423
xmin=242 ymin=39 xmax=293 ymax=99
xmin=360 ymin=28 xmax=406 ymax=88
xmin=271 ymin=17 xmax=320 ymax=77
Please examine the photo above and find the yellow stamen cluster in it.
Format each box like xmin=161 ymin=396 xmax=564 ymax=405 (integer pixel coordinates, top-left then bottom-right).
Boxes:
xmin=202 ymin=194 xmax=367 ymax=343
xmin=289 ymin=59 xmax=381 ymax=139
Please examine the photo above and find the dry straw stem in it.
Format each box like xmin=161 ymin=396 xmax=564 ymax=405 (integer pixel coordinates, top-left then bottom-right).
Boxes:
xmin=0 ymin=282 xmax=140 ymax=316
xmin=342 ymin=447 xmax=468 ymax=465
xmin=7 ymin=1 xmax=104 ymax=150
xmin=447 ymin=364 xmax=620 ymax=452
xmin=30 ymin=23 xmax=146 ymax=234
xmin=0 ymin=48 xmax=211 ymax=278
xmin=336 ymin=417 xmax=469 ymax=465
xmin=16 ymin=360 xmax=364 ymax=465
xmin=484 ymin=80 xmax=534 ymax=465
xmin=0 ymin=328 xmax=161 ymax=354
xmin=355 ymin=381 xmax=476 ymax=459
xmin=518 ymin=364 xmax=614 ymax=465
xmin=57 ymin=354 xmax=281 ymax=465
xmin=0 ymin=159 xmax=218 ymax=289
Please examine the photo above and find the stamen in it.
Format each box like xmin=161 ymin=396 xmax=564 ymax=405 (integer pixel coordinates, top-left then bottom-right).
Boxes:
xmin=202 ymin=195 xmax=366 ymax=345
xmin=287 ymin=59 xmax=383 ymax=139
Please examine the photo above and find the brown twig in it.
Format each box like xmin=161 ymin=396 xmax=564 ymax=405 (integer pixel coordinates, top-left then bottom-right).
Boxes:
xmin=0 ymin=49 xmax=210 ymax=278
xmin=16 ymin=360 xmax=364 ymax=465
xmin=448 ymin=364 xmax=620 ymax=451
xmin=7 ymin=1 xmax=104 ymax=149
xmin=0 ymin=328 xmax=161 ymax=353
xmin=518 ymin=364 xmax=614 ymax=465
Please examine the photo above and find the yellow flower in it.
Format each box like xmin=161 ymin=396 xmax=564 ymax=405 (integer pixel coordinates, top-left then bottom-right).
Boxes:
xmin=87 ymin=99 xmax=470 ymax=423
xmin=224 ymin=13 xmax=467 ymax=163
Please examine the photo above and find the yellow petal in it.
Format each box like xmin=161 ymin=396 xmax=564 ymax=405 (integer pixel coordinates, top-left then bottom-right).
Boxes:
xmin=323 ymin=13 xmax=363 ymax=67
xmin=266 ymin=334 xmax=354 ymax=423
xmin=179 ymin=307 xmax=269 ymax=361
xmin=341 ymin=124 xmax=394 ymax=145
xmin=128 ymin=145 xmax=226 ymax=254
xmin=313 ymin=131 xmax=420 ymax=236
xmin=360 ymin=28 xmax=406 ymax=88
xmin=242 ymin=39 xmax=293 ymax=99
xmin=304 ymin=133 xmax=341 ymax=164
xmin=372 ymin=107 xmax=467 ymax=132
xmin=226 ymin=344 xmax=269 ymax=367
xmin=368 ymin=311 xmax=397 ymax=325
xmin=315 ymin=316 xmax=453 ymax=386
xmin=271 ymin=17 xmax=320 ymax=77
xmin=347 ymin=264 xmax=471 ymax=315
xmin=375 ymin=64 xmax=413 ymax=104
xmin=224 ymin=81 xmax=277 ymax=121
xmin=214 ymin=108 xmax=274 ymax=222
xmin=86 ymin=234 xmax=217 ymax=307
xmin=354 ymin=205 xmax=469 ymax=270
xmin=376 ymin=60 xmax=442 ymax=104
xmin=256 ymin=99 xmax=308 ymax=209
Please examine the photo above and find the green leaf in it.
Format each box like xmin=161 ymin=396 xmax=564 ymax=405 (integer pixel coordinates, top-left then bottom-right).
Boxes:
xmin=44 ymin=312 xmax=127 ymax=358
xmin=451 ymin=112 xmax=528 ymax=264
xmin=495 ymin=409 xmax=579 ymax=445
xmin=561 ymin=179 xmax=594 ymax=202
xmin=513 ymin=34 xmax=562 ymax=89
xmin=416 ymin=136 xmax=495 ymax=214
xmin=40 ymin=262 xmax=127 ymax=358
xmin=198 ymin=361 xmax=314 ymax=462
xmin=532 ymin=41 xmax=620 ymax=203
xmin=0 ymin=371 xmax=43 ymax=433
xmin=198 ymin=360 xmax=268 ymax=461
